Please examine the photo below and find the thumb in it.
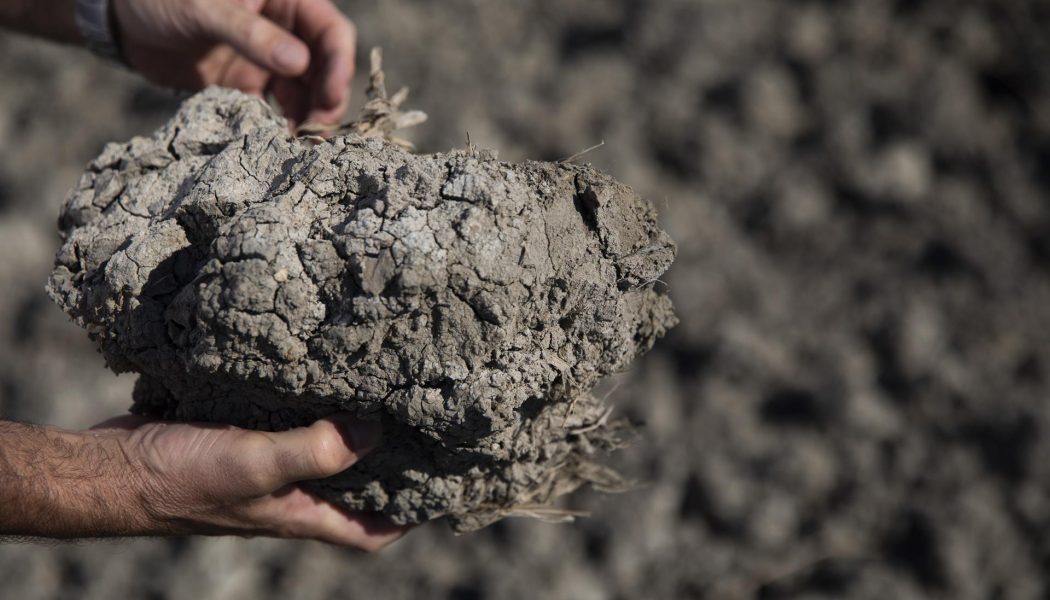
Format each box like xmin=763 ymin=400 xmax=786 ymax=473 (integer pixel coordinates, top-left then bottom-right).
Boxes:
xmin=260 ymin=415 xmax=382 ymax=488
xmin=195 ymin=1 xmax=310 ymax=76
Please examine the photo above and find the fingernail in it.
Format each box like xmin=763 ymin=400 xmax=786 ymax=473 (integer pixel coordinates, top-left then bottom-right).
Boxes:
xmin=272 ymin=40 xmax=308 ymax=73
xmin=334 ymin=415 xmax=382 ymax=455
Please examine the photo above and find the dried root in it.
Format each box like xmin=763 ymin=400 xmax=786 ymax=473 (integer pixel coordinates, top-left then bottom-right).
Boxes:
xmin=296 ymin=47 xmax=428 ymax=149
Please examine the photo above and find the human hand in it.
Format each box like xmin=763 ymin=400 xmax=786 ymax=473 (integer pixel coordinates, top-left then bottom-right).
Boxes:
xmin=111 ymin=0 xmax=357 ymax=126
xmin=88 ymin=413 xmax=404 ymax=550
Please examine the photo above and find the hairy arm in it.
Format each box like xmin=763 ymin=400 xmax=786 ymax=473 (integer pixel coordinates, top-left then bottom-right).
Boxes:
xmin=0 ymin=420 xmax=146 ymax=538
xmin=0 ymin=415 xmax=404 ymax=548
xmin=0 ymin=0 xmax=80 ymax=44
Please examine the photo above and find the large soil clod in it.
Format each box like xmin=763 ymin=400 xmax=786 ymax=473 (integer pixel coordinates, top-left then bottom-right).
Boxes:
xmin=47 ymin=86 xmax=676 ymax=532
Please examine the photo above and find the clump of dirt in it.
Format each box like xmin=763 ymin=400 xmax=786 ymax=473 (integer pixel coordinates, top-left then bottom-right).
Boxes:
xmin=46 ymin=81 xmax=676 ymax=531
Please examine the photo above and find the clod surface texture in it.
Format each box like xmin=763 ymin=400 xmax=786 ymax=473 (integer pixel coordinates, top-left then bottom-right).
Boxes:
xmin=47 ymin=88 xmax=676 ymax=531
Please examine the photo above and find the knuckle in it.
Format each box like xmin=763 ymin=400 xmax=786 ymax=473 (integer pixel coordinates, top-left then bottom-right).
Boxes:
xmin=234 ymin=432 xmax=280 ymax=490
xmin=234 ymin=430 xmax=271 ymax=459
xmin=243 ymin=460 xmax=278 ymax=493
xmin=307 ymin=429 xmax=350 ymax=476
xmin=207 ymin=3 xmax=267 ymax=48
xmin=241 ymin=15 xmax=269 ymax=47
xmin=184 ymin=0 xmax=212 ymax=28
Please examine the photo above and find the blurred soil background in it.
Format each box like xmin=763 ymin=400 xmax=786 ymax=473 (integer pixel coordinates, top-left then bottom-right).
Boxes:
xmin=2 ymin=0 xmax=1050 ymax=598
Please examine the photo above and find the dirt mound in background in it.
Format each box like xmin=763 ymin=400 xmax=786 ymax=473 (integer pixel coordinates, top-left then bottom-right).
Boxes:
xmin=46 ymin=87 xmax=676 ymax=531
xmin=3 ymin=0 xmax=1050 ymax=597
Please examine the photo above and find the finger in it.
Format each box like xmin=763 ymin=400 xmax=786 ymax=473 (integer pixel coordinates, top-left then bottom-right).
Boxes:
xmin=255 ymin=487 xmax=410 ymax=550
xmin=218 ymin=55 xmax=272 ymax=97
xmin=310 ymin=17 xmax=355 ymax=116
xmin=303 ymin=41 xmax=351 ymax=125
xmin=244 ymin=414 xmax=381 ymax=491
xmin=270 ymin=76 xmax=311 ymax=128
xmin=286 ymin=0 xmax=357 ymax=119
xmin=195 ymin=1 xmax=310 ymax=77
xmin=89 ymin=415 xmax=154 ymax=431
xmin=334 ymin=510 xmax=411 ymax=552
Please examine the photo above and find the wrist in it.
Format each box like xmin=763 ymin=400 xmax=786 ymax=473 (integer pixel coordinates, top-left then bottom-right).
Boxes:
xmin=52 ymin=428 xmax=160 ymax=537
xmin=94 ymin=427 xmax=197 ymax=536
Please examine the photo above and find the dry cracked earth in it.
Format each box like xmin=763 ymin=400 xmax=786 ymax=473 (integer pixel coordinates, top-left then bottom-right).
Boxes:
xmin=2 ymin=0 xmax=1050 ymax=599
xmin=48 ymin=87 xmax=676 ymax=531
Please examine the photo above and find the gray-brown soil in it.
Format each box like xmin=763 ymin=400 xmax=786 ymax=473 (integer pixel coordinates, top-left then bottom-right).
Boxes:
xmin=3 ymin=0 xmax=1050 ymax=598
xmin=46 ymin=88 xmax=675 ymax=531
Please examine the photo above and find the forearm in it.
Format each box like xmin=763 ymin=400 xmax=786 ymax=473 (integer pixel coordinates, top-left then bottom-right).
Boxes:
xmin=0 ymin=420 xmax=151 ymax=539
xmin=0 ymin=0 xmax=81 ymax=44
xmin=0 ymin=414 xmax=400 ymax=548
